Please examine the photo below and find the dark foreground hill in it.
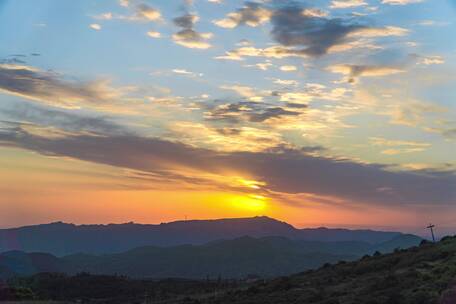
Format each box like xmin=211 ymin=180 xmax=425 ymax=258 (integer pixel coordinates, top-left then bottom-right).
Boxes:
xmin=3 ymin=236 xmax=456 ymax=304
xmin=0 ymin=216 xmax=407 ymax=256
xmin=0 ymin=235 xmax=421 ymax=280
xmin=196 ymin=236 xmax=456 ymax=304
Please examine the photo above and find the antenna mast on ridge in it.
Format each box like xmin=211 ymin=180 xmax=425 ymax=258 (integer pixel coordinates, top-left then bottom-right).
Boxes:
xmin=426 ymin=224 xmax=436 ymax=242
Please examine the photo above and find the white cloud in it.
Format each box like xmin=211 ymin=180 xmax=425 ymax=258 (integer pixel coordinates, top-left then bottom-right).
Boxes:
xmin=330 ymin=0 xmax=368 ymax=9
xmin=89 ymin=23 xmax=101 ymax=30
xmin=172 ymin=69 xmax=203 ymax=77
xmin=382 ymin=0 xmax=423 ymax=5
xmin=418 ymin=56 xmax=445 ymax=65
xmin=147 ymin=31 xmax=161 ymax=38
xmin=280 ymin=65 xmax=298 ymax=72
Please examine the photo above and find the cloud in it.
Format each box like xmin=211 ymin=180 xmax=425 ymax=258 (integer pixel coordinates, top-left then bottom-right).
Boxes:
xmin=330 ymin=0 xmax=368 ymax=9
xmin=302 ymin=8 xmax=329 ymax=18
xmin=89 ymin=23 xmax=101 ymax=30
xmin=1 ymin=127 xmax=455 ymax=206
xmin=269 ymin=4 xmax=366 ymax=57
xmin=215 ymin=2 xmax=408 ymax=59
xmin=272 ymin=78 xmax=298 ymax=86
xmin=369 ymin=137 xmax=431 ymax=155
xmin=213 ymin=2 xmax=272 ymax=28
xmin=119 ymin=0 xmax=129 ymax=7
xmin=203 ymin=101 xmax=305 ymax=123
xmin=93 ymin=12 xmax=113 ymax=20
xmin=95 ymin=3 xmax=161 ymax=23
xmin=327 ymin=64 xmax=404 ymax=83
xmin=172 ymin=13 xmax=213 ymax=49
xmin=382 ymin=0 xmax=423 ymax=5
xmin=0 ymin=64 xmax=126 ymax=109
xmin=279 ymin=65 xmax=297 ymax=72
xmin=348 ymin=26 xmax=409 ymax=37
xmin=169 ymin=122 xmax=285 ymax=152
xmin=0 ymin=103 xmax=127 ymax=136
xmin=216 ymin=45 xmax=310 ymax=60
xmin=147 ymin=31 xmax=161 ymax=38
xmin=220 ymin=84 xmax=266 ymax=101
xmin=135 ymin=3 xmax=161 ymax=21
xmin=243 ymin=61 xmax=273 ymax=70
xmin=172 ymin=68 xmax=203 ymax=77
xmin=417 ymin=55 xmax=445 ymax=65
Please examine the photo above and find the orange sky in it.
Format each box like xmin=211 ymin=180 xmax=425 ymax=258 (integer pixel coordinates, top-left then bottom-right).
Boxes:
xmin=0 ymin=147 xmax=434 ymax=232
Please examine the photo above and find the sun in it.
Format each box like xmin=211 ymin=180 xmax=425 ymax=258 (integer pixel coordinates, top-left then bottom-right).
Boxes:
xmin=230 ymin=194 xmax=268 ymax=212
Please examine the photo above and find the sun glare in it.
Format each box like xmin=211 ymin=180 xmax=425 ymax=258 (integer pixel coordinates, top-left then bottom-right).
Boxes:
xmin=237 ymin=178 xmax=266 ymax=190
xmin=230 ymin=194 xmax=268 ymax=212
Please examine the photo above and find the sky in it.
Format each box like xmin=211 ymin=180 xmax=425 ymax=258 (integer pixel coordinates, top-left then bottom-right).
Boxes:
xmin=0 ymin=0 xmax=455 ymax=234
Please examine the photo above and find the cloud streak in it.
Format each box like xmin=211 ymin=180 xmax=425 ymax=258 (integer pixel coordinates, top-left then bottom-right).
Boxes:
xmin=1 ymin=126 xmax=454 ymax=207
xmin=0 ymin=64 xmax=125 ymax=110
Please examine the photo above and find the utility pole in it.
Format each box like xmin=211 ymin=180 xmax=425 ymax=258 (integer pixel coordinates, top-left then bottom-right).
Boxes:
xmin=426 ymin=224 xmax=436 ymax=242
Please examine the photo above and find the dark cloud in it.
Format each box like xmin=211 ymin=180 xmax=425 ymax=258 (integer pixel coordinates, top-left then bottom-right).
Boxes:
xmin=204 ymin=101 xmax=304 ymax=123
xmin=215 ymin=127 xmax=243 ymax=136
xmin=0 ymin=103 xmax=127 ymax=136
xmin=0 ymin=64 xmax=119 ymax=108
xmin=214 ymin=2 xmax=272 ymax=28
xmin=270 ymin=4 xmax=363 ymax=57
xmin=442 ymin=128 xmax=456 ymax=139
xmin=173 ymin=13 xmax=197 ymax=28
xmin=1 ymin=128 xmax=455 ymax=206
xmin=248 ymin=106 xmax=301 ymax=122
xmin=0 ymin=57 xmax=26 ymax=65
xmin=285 ymin=102 xmax=309 ymax=109
xmin=172 ymin=12 xmax=212 ymax=49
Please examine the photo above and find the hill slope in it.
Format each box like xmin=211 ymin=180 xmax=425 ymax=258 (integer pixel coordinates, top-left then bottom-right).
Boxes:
xmin=0 ymin=216 xmax=406 ymax=256
xmin=196 ymin=236 xmax=456 ymax=304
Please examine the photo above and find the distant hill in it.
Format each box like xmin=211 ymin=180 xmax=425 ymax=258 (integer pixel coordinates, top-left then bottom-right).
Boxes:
xmin=61 ymin=236 xmax=354 ymax=279
xmin=0 ymin=216 xmax=408 ymax=256
xmin=0 ymin=250 xmax=64 ymax=279
xmin=0 ymin=235 xmax=421 ymax=280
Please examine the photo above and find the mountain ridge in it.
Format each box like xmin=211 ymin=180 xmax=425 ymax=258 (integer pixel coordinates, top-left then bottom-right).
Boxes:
xmin=0 ymin=234 xmax=422 ymax=280
xmin=0 ymin=216 xmax=408 ymax=256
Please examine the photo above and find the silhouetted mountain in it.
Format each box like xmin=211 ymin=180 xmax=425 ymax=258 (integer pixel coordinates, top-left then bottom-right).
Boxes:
xmin=0 ymin=217 xmax=407 ymax=256
xmin=0 ymin=235 xmax=422 ymax=280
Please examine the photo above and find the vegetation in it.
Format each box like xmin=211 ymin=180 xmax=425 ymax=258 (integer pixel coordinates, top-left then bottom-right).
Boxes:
xmin=190 ymin=236 xmax=456 ymax=304
xmin=3 ymin=236 xmax=454 ymax=303
xmin=1 ymin=272 xmax=240 ymax=303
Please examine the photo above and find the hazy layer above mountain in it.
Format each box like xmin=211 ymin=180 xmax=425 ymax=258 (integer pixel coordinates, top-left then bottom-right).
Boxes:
xmin=0 ymin=216 xmax=404 ymax=256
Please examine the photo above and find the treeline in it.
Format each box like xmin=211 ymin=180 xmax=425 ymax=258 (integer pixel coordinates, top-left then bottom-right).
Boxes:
xmin=0 ymin=272 xmax=241 ymax=303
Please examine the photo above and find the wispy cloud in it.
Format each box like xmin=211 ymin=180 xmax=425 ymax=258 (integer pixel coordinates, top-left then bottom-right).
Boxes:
xmin=0 ymin=64 xmax=127 ymax=110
